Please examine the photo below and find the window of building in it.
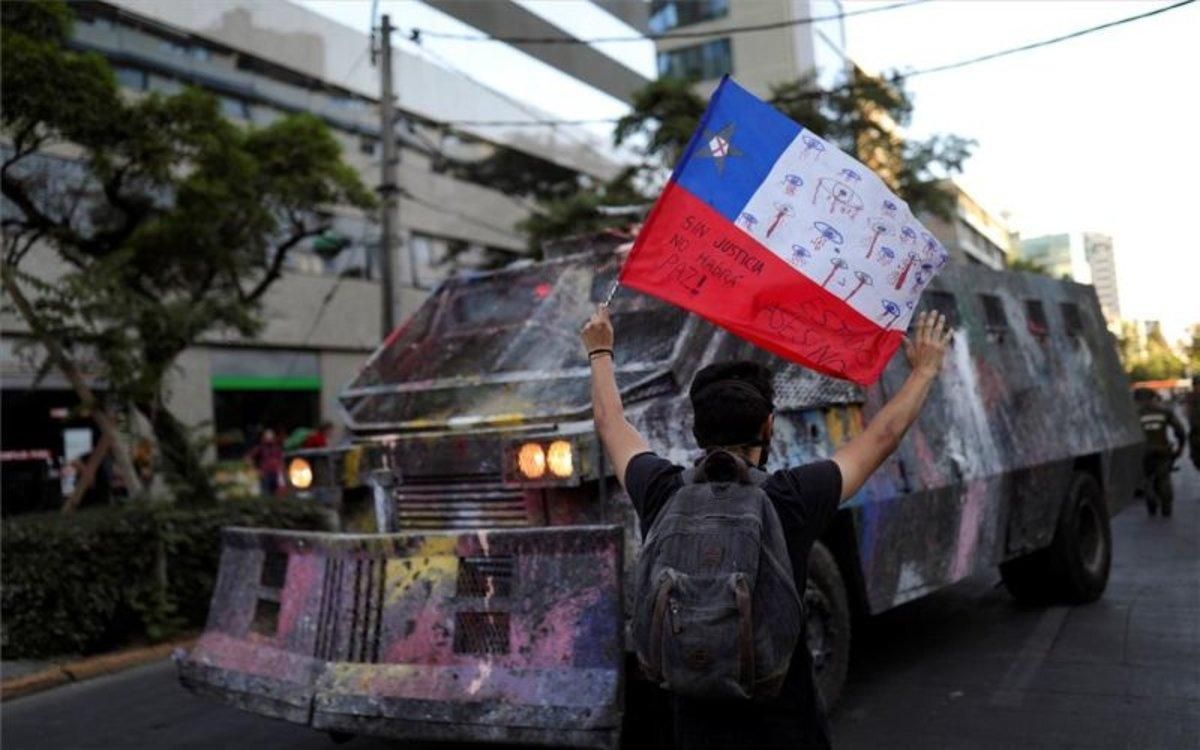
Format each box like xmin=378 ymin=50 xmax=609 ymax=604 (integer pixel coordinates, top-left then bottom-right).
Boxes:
xmin=114 ymin=65 xmax=148 ymax=91
xmin=219 ymin=96 xmax=249 ymax=120
xmin=409 ymin=232 xmax=452 ymax=290
xmin=979 ymin=294 xmax=1008 ymax=342
xmin=1024 ymin=299 xmax=1049 ymax=339
xmin=359 ymin=137 xmax=378 ymax=156
xmin=649 ymin=0 xmax=729 ymax=34
xmin=657 ymin=38 xmax=732 ymax=81
xmin=1060 ymin=302 xmax=1085 ymax=338
xmin=147 ymin=74 xmax=182 ymax=95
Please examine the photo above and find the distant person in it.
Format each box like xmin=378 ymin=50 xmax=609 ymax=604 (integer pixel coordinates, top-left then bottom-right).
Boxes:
xmin=302 ymin=421 xmax=334 ymax=449
xmin=132 ymin=438 xmax=155 ymax=486
xmin=581 ymin=306 xmax=952 ymax=749
xmin=246 ymin=429 xmax=284 ymax=497
xmin=1134 ymin=388 xmax=1186 ymax=517
xmin=1190 ymin=376 xmax=1200 ymax=471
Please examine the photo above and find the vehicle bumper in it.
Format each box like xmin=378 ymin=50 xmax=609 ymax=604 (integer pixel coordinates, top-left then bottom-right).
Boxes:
xmin=177 ymin=525 xmax=624 ymax=749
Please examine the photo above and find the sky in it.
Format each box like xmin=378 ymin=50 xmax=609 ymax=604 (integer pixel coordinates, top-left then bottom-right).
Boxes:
xmin=298 ymin=0 xmax=1199 ymax=342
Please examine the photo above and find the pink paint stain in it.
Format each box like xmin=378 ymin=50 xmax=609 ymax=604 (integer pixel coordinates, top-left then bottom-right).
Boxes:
xmin=276 ymin=553 xmax=324 ymax=643
xmin=949 ymin=481 xmax=989 ymax=581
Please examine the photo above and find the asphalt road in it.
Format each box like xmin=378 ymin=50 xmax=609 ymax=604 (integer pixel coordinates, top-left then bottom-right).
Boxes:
xmin=4 ymin=461 xmax=1197 ymax=750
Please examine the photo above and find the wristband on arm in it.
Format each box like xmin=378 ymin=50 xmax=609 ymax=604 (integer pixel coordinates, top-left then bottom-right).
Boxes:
xmin=588 ymin=348 xmax=614 ymax=360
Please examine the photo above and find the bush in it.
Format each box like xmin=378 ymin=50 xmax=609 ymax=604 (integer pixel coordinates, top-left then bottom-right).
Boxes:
xmin=1 ymin=499 xmax=333 ymax=659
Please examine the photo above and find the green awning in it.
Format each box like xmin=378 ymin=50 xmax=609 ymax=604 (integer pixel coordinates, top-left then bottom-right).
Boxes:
xmin=211 ymin=375 xmax=321 ymax=391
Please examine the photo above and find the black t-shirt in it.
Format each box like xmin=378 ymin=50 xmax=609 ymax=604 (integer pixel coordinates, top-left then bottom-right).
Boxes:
xmin=624 ymin=452 xmax=843 ymax=750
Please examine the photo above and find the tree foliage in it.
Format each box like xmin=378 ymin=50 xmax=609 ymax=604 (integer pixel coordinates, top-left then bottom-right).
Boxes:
xmin=521 ymin=70 xmax=974 ymax=250
xmin=2 ymin=1 xmax=374 ymax=503
xmin=1116 ymin=321 xmax=1188 ymax=382
xmin=1007 ymin=256 xmax=1049 ymax=275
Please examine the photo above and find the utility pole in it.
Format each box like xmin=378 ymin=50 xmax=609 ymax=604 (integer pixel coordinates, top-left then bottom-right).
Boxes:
xmin=374 ymin=14 xmax=398 ymax=337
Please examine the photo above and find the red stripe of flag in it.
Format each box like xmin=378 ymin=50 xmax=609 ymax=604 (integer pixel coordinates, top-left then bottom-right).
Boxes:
xmin=620 ymin=182 xmax=904 ymax=385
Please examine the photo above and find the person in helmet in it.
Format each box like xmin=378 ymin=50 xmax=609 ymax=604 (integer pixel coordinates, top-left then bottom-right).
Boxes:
xmin=1134 ymin=387 xmax=1186 ymax=517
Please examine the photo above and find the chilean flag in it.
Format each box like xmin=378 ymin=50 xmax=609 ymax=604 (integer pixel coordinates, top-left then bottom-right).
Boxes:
xmin=620 ymin=77 xmax=948 ymax=385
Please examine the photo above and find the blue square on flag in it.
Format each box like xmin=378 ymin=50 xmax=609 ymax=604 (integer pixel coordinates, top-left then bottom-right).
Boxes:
xmin=620 ymin=76 xmax=949 ymax=385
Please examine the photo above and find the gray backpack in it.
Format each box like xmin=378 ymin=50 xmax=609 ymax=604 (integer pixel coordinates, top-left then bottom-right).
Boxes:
xmin=632 ymin=450 xmax=803 ymax=700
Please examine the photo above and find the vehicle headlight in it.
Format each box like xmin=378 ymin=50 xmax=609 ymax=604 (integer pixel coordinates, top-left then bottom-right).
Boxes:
xmin=546 ymin=440 xmax=574 ymax=478
xmin=288 ymin=457 xmax=313 ymax=489
xmin=517 ymin=442 xmax=546 ymax=479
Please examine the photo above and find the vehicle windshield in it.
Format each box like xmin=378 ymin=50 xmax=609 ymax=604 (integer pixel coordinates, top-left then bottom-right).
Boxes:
xmin=343 ymin=249 xmax=689 ymax=428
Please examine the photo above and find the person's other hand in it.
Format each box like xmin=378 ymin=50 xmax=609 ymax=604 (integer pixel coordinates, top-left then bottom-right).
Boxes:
xmin=904 ymin=310 xmax=952 ymax=378
xmin=581 ymin=305 xmax=614 ymax=352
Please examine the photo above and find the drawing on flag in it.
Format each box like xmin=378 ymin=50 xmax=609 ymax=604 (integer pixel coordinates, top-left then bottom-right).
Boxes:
xmin=618 ymin=76 xmax=949 ymax=385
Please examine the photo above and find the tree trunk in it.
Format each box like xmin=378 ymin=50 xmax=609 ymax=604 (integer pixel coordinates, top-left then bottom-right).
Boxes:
xmin=135 ymin=397 xmax=216 ymax=506
xmin=1 ymin=267 xmax=145 ymax=497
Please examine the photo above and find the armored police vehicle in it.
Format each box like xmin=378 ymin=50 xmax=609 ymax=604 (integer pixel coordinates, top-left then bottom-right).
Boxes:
xmin=179 ymin=233 xmax=1142 ymax=748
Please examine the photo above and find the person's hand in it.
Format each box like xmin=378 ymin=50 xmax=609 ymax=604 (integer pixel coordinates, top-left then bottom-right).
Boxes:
xmin=903 ymin=310 xmax=952 ymax=378
xmin=581 ymin=305 xmax=614 ymax=353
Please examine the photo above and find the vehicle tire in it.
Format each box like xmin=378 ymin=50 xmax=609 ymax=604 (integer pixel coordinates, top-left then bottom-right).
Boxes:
xmin=999 ymin=547 xmax=1055 ymax=604
xmin=1047 ymin=472 xmax=1111 ymax=604
xmin=805 ymin=541 xmax=851 ymax=709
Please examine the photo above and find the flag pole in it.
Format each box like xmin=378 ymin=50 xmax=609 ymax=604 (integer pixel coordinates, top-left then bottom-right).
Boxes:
xmin=602 ymin=279 xmax=620 ymax=308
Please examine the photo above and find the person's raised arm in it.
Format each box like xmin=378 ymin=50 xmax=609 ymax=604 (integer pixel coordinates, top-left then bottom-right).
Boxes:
xmin=833 ymin=310 xmax=952 ymax=502
xmin=581 ymin=305 xmax=650 ymax=491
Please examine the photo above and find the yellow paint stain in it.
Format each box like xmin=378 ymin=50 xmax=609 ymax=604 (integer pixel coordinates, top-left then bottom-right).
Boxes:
xmin=398 ymin=418 xmax=439 ymax=430
xmin=824 ymin=408 xmax=846 ymax=447
xmin=384 ymin=536 xmax=459 ymax=606
xmin=483 ymin=412 xmax=524 ymax=425
xmin=847 ymin=405 xmax=864 ymax=436
xmin=342 ymin=445 xmax=363 ymax=487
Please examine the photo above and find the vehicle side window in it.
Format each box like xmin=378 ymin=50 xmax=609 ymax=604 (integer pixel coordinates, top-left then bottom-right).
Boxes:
xmin=923 ymin=290 xmax=960 ymax=329
xmin=979 ymin=294 xmax=1008 ymax=343
xmin=1024 ymin=299 xmax=1049 ymax=340
xmin=1060 ymin=302 xmax=1085 ymax=338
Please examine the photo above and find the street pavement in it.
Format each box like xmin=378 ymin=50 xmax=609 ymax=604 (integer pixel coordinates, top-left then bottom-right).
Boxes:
xmin=3 ymin=461 xmax=1197 ymax=750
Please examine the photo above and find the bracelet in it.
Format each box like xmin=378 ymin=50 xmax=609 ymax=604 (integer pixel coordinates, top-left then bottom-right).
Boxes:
xmin=588 ymin=348 xmax=614 ymax=360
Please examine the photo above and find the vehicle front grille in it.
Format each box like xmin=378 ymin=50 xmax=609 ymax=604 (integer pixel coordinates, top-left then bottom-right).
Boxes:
xmin=392 ymin=483 xmax=531 ymax=530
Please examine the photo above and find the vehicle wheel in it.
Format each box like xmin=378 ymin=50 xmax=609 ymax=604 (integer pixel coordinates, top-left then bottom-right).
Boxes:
xmin=999 ymin=547 xmax=1055 ymax=604
xmin=1048 ymin=472 xmax=1111 ymax=604
xmin=805 ymin=541 xmax=850 ymax=709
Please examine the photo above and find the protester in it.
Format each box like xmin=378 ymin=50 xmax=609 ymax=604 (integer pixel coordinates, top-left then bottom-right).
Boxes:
xmin=1189 ymin=375 xmax=1200 ymax=472
xmin=302 ymin=421 xmax=334 ymax=449
xmin=132 ymin=437 xmax=155 ymax=486
xmin=1134 ymin=387 xmax=1186 ymax=516
xmin=580 ymin=305 xmax=952 ymax=749
xmin=246 ymin=428 xmax=284 ymax=497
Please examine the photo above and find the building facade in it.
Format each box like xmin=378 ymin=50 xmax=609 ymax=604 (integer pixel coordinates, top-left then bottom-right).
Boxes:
xmin=651 ymin=0 xmax=849 ymax=98
xmin=919 ymin=181 xmax=1012 ymax=271
xmin=1017 ymin=232 xmax=1121 ymax=323
xmin=1018 ymin=234 xmax=1092 ymax=283
xmin=1083 ymin=232 xmax=1121 ymax=321
xmin=1 ymin=0 xmax=632 ymax=486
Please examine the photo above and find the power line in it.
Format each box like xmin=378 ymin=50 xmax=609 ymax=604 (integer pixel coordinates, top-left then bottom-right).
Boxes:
xmin=904 ymin=0 xmax=1194 ymax=78
xmin=408 ymin=0 xmax=927 ymax=44
xmin=406 ymin=35 xmax=606 ymax=153
xmin=430 ymin=0 xmax=1195 ymax=128
xmin=438 ymin=116 xmax=623 ymax=127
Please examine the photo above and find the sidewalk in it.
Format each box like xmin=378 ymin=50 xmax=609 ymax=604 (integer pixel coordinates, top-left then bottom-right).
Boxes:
xmin=0 ymin=636 xmax=195 ymax=702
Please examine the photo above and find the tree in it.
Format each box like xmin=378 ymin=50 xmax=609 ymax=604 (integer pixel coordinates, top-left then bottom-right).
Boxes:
xmin=1182 ymin=324 xmax=1200 ymax=375
xmin=1120 ymin=324 xmax=1187 ymax=382
xmin=521 ymin=69 xmax=975 ymax=250
xmin=1007 ymin=256 xmax=1049 ymax=275
xmin=769 ymin=67 xmax=973 ymax=220
xmin=2 ymin=2 xmax=374 ymax=503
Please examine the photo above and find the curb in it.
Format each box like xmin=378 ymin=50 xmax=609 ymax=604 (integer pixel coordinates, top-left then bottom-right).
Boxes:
xmin=0 ymin=635 xmax=196 ymax=702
